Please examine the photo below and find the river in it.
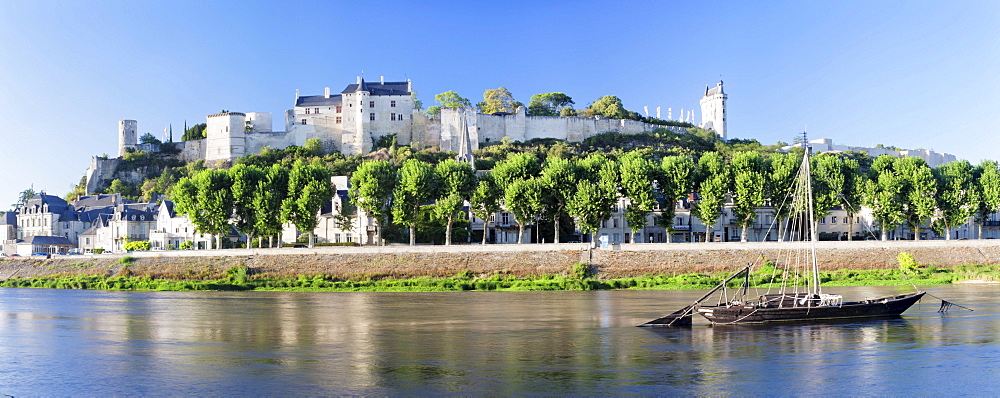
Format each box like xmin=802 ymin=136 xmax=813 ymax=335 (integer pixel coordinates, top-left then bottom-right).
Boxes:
xmin=0 ymin=285 xmax=997 ymax=395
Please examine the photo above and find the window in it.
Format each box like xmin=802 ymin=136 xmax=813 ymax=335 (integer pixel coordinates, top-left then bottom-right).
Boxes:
xmin=831 ymin=217 xmax=837 ymax=224
xmin=613 ymin=218 xmax=618 ymax=228
xmin=336 ymin=116 xmax=342 ymax=124
xmin=398 ymin=113 xmax=404 ymax=121
xmin=844 ymin=217 xmax=848 ymax=223
xmin=391 ymin=100 xmax=396 ymax=107
xmin=369 ymin=113 xmax=375 ymax=121
xmin=501 ymin=213 xmax=510 ymax=225
xmin=314 ymin=107 xmax=319 ymax=114
xmin=391 ymin=113 xmax=396 ymax=121
xmin=820 ymin=218 xmax=826 ymax=224
xmin=677 ymin=217 xmax=683 ymax=225
xmin=601 ymin=220 xmax=607 ymax=228
xmin=305 ymin=108 xmax=310 ymax=115
xmin=369 ymin=101 xmax=375 ymax=108
xmin=336 ymin=105 xmax=342 ymax=113
xmin=301 ymin=119 xmax=307 ymax=125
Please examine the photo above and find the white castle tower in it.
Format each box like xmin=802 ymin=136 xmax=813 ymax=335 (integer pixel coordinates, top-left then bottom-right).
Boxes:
xmin=118 ymin=119 xmax=137 ymax=157
xmin=205 ymin=112 xmax=247 ymax=163
xmin=699 ymin=81 xmax=727 ymax=139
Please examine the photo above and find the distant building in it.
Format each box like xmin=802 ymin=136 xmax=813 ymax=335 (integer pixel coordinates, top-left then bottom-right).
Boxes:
xmin=783 ymin=138 xmax=957 ymax=167
xmin=699 ymin=81 xmax=727 ymax=139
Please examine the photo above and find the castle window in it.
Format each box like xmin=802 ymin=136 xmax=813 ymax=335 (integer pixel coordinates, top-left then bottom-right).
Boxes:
xmin=391 ymin=114 xmax=396 ymax=121
xmin=305 ymin=108 xmax=310 ymax=115
xmin=369 ymin=101 xmax=375 ymax=108
xmin=398 ymin=113 xmax=404 ymax=121
xmin=314 ymin=108 xmax=319 ymax=114
xmin=336 ymin=116 xmax=342 ymax=124
xmin=391 ymin=100 xmax=396 ymax=108
xmin=301 ymin=119 xmax=307 ymax=125
xmin=369 ymin=113 xmax=375 ymax=121
xmin=336 ymin=106 xmax=342 ymax=113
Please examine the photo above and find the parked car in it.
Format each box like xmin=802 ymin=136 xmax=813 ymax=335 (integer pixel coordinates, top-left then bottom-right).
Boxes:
xmin=31 ymin=252 xmax=49 ymax=257
xmin=0 ymin=253 xmax=7 ymax=257
xmin=10 ymin=254 xmax=20 ymax=257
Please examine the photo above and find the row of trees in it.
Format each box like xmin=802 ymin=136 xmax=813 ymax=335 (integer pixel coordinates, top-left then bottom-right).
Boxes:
xmin=424 ymin=89 xmax=657 ymax=122
xmin=347 ymin=148 xmax=1000 ymax=246
xmin=171 ymin=160 xmax=334 ymax=249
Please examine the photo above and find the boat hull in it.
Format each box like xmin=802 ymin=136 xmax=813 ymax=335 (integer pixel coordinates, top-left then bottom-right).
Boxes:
xmin=697 ymin=292 xmax=925 ymax=325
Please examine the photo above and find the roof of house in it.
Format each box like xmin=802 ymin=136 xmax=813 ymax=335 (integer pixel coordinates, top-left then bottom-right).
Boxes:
xmin=341 ymin=79 xmax=410 ymax=96
xmin=24 ymin=235 xmax=74 ymax=246
xmin=705 ymin=81 xmax=725 ymax=97
xmin=73 ymin=193 xmax=127 ymax=210
xmin=0 ymin=212 xmax=17 ymax=226
xmin=296 ymin=94 xmax=343 ymax=107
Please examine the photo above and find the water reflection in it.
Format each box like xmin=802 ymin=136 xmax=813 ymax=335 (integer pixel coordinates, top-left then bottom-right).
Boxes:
xmin=0 ymin=285 xmax=997 ymax=395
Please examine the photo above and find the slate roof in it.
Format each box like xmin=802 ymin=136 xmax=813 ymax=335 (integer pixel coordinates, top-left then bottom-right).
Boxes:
xmin=25 ymin=235 xmax=74 ymax=246
xmin=0 ymin=212 xmax=17 ymax=226
xmin=341 ymin=79 xmax=410 ymax=96
xmin=296 ymin=94 xmax=343 ymax=107
xmin=705 ymin=81 xmax=725 ymax=97
xmin=73 ymin=193 xmax=127 ymax=211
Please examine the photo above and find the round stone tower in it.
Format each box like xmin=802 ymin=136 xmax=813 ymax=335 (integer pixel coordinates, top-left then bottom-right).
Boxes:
xmin=118 ymin=120 xmax=138 ymax=157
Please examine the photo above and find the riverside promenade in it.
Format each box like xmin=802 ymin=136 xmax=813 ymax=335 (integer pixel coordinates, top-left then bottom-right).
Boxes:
xmin=3 ymin=239 xmax=1000 ymax=281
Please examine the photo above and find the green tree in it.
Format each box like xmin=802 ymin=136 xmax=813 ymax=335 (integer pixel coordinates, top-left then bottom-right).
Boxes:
xmin=304 ymin=137 xmax=324 ymax=156
xmin=567 ymin=157 xmax=619 ymax=247
xmin=974 ymin=160 xmax=1000 ymax=239
xmin=692 ymin=152 xmax=729 ymax=242
xmin=493 ymin=152 xmax=542 ymax=188
xmin=283 ymin=160 xmax=333 ymax=248
xmin=350 ymin=160 xmax=397 ymax=245
xmin=478 ymin=87 xmax=522 ymax=114
xmin=174 ymin=169 xmax=233 ymax=249
xmin=13 ymin=187 xmax=38 ymax=209
xmin=107 ymin=179 xmax=138 ymax=201
xmin=619 ymin=152 xmax=658 ymax=243
xmin=811 ymin=153 xmax=847 ymax=241
xmin=140 ymin=132 xmax=162 ymax=145
xmin=427 ymin=90 xmax=472 ymax=118
xmin=540 ymin=157 xmax=579 ymax=243
xmin=392 ymin=159 xmax=439 ymax=246
xmin=470 ymin=173 xmax=503 ymax=244
xmin=862 ymin=155 xmax=906 ymax=241
xmin=182 ymin=123 xmax=207 ymax=141
xmin=434 ymin=159 xmax=476 ymax=245
xmin=769 ymin=151 xmax=803 ymax=241
xmin=896 ymin=156 xmax=937 ymax=240
xmin=504 ymin=178 xmax=544 ymax=244
xmin=932 ymin=160 xmax=977 ymax=240
xmin=229 ymin=164 xmax=266 ymax=249
xmin=656 ymin=155 xmax=695 ymax=241
xmin=253 ymin=164 xmax=289 ymax=248
xmin=527 ymin=93 xmax=574 ymax=116
xmin=587 ymin=95 xmax=627 ymax=119
xmin=730 ymin=151 xmax=768 ymax=242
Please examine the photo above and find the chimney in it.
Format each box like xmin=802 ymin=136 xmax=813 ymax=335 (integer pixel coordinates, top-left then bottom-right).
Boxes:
xmin=295 ymin=89 xmax=300 ymax=101
xmin=407 ymin=79 xmax=412 ymax=92
xmin=380 ymin=75 xmax=384 ymax=84
xmin=324 ymin=87 xmax=330 ymax=98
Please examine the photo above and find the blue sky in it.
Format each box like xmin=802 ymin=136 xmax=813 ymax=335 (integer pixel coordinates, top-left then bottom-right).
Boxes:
xmin=1 ymin=0 xmax=998 ymax=208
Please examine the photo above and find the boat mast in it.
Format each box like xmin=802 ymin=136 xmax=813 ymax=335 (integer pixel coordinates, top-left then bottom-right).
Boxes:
xmin=800 ymin=131 xmax=821 ymax=296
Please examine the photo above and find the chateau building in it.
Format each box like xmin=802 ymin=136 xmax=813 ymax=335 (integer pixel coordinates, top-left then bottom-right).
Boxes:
xmin=699 ymin=81 xmax=727 ymax=139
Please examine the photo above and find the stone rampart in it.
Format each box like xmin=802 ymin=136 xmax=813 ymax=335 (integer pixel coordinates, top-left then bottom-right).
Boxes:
xmin=2 ymin=241 xmax=999 ymax=282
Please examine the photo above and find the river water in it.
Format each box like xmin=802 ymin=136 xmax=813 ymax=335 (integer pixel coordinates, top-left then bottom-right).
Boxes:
xmin=0 ymin=285 xmax=997 ymax=395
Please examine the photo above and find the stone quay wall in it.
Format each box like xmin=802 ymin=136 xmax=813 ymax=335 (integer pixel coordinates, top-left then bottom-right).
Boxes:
xmin=1 ymin=240 xmax=999 ymax=282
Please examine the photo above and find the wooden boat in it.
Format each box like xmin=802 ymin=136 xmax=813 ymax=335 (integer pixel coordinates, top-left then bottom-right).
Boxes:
xmin=642 ymin=135 xmax=925 ymax=327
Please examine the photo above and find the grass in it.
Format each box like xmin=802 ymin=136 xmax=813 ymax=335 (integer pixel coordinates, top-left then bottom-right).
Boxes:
xmin=1 ymin=264 xmax=994 ymax=292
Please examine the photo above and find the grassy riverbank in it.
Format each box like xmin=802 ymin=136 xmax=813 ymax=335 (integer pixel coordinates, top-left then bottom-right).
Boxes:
xmin=2 ymin=263 xmax=996 ymax=292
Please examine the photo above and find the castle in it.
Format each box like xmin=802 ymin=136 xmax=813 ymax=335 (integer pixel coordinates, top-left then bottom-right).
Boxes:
xmin=87 ymin=76 xmax=724 ymax=193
